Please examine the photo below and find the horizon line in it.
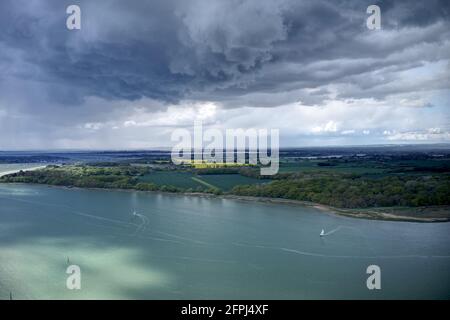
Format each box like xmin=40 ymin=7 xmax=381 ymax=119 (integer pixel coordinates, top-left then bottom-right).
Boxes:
xmin=1 ymin=142 xmax=450 ymax=153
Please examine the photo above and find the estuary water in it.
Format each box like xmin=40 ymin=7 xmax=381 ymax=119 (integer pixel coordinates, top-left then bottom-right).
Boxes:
xmin=0 ymin=183 xmax=449 ymax=299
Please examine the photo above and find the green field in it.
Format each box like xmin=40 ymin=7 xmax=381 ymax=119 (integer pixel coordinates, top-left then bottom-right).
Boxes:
xmin=138 ymin=171 xmax=202 ymax=189
xmin=279 ymin=158 xmax=450 ymax=175
xmin=138 ymin=171 xmax=262 ymax=191
xmin=279 ymin=160 xmax=387 ymax=174
xmin=198 ymin=174 xmax=262 ymax=191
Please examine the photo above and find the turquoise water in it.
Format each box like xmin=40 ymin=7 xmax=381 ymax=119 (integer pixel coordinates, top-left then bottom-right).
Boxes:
xmin=0 ymin=183 xmax=449 ymax=299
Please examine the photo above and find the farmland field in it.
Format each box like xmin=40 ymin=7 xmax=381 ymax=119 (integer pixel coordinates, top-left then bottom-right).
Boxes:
xmin=138 ymin=171 xmax=262 ymax=191
xmin=138 ymin=171 xmax=202 ymax=189
xmin=278 ymin=160 xmax=387 ymax=174
xmin=198 ymin=174 xmax=263 ymax=191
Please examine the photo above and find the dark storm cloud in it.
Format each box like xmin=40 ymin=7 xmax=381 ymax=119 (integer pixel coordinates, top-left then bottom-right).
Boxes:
xmin=0 ymin=0 xmax=450 ymax=150
xmin=0 ymin=0 xmax=448 ymax=108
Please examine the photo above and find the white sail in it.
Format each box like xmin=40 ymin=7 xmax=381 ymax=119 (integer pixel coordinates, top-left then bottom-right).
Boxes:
xmin=320 ymin=229 xmax=325 ymax=236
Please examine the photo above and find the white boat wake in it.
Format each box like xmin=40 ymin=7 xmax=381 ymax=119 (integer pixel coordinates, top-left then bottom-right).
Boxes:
xmin=320 ymin=226 xmax=344 ymax=237
xmin=131 ymin=211 xmax=149 ymax=236
xmin=232 ymin=242 xmax=450 ymax=260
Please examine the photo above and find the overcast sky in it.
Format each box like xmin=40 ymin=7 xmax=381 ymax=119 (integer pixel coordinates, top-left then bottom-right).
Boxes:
xmin=0 ymin=0 xmax=449 ymax=150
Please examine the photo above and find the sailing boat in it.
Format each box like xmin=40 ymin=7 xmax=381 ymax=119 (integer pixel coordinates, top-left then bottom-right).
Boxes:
xmin=320 ymin=229 xmax=325 ymax=237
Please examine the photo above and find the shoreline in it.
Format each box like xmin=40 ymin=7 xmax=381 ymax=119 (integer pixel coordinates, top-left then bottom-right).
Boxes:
xmin=0 ymin=166 xmax=47 ymax=178
xmin=1 ymin=181 xmax=449 ymax=223
xmin=187 ymin=193 xmax=450 ymax=223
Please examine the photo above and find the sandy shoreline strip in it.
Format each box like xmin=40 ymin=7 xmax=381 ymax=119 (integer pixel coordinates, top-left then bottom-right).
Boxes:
xmin=0 ymin=165 xmax=47 ymax=177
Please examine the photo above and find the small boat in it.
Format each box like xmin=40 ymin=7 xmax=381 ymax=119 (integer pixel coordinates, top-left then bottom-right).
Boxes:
xmin=320 ymin=229 xmax=325 ymax=237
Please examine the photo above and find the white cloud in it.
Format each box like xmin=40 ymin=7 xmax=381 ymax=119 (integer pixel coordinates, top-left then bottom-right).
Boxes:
xmin=83 ymin=122 xmax=105 ymax=130
xmin=312 ymin=121 xmax=339 ymax=133
xmin=119 ymin=101 xmax=218 ymax=128
xmin=1 ymin=89 xmax=448 ymax=149
xmin=123 ymin=120 xmax=137 ymax=127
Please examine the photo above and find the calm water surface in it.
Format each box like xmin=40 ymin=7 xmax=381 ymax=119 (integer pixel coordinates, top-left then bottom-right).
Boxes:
xmin=0 ymin=184 xmax=449 ymax=299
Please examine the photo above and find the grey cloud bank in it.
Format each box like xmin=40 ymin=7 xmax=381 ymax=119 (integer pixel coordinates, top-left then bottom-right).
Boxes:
xmin=0 ymin=0 xmax=449 ymax=149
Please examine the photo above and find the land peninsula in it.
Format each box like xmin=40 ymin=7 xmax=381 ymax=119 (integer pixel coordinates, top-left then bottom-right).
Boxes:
xmin=1 ymin=149 xmax=449 ymax=222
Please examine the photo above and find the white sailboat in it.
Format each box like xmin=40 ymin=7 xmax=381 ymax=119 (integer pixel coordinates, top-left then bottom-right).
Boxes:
xmin=320 ymin=229 xmax=325 ymax=237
